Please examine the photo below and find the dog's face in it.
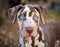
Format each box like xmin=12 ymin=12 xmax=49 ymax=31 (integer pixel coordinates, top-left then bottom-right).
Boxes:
xmin=17 ymin=5 xmax=40 ymax=37
xmin=8 ymin=4 xmax=47 ymax=37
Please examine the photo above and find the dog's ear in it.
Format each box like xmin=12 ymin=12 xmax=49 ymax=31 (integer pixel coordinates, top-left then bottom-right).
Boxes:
xmin=40 ymin=7 xmax=47 ymax=24
xmin=7 ymin=5 xmax=23 ymax=24
xmin=34 ymin=5 xmax=47 ymax=24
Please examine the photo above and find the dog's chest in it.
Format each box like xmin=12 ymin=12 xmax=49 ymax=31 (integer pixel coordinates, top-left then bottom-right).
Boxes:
xmin=24 ymin=34 xmax=45 ymax=47
xmin=34 ymin=34 xmax=45 ymax=47
xmin=34 ymin=40 xmax=45 ymax=47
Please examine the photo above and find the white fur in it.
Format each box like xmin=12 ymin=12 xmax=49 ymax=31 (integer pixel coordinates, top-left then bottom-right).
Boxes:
xmin=24 ymin=5 xmax=30 ymax=12
xmin=39 ymin=27 xmax=45 ymax=42
xmin=25 ymin=37 xmax=32 ymax=47
xmin=24 ymin=5 xmax=30 ymax=18
xmin=35 ymin=40 xmax=45 ymax=47
xmin=19 ymin=34 xmax=24 ymax=47
xmin=23 ymin=17 xmax=36 ymax=27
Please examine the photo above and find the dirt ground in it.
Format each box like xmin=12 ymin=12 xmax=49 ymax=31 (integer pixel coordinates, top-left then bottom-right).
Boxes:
xmin=0 ymin=17 xmax=19 ymax=47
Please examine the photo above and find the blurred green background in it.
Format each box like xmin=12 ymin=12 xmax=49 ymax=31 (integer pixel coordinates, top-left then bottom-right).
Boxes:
xmin=0 ymin=0 xmax=60 ymax=47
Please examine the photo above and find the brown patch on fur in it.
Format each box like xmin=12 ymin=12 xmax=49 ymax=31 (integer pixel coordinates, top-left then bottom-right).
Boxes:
xmin=34 ymin=6 xmax=47 ymax=24
xmin=7 ymin=5 xmax=24 ymax=24
xmin=31 ymin=36 xmax=35 ymax=47
xmin=40 ymin=24 xmax=60 ymax=47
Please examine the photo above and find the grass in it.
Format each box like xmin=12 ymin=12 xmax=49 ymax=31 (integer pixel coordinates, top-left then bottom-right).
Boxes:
xmin=46 ymin=10 xmax=60 ymax=23
xmin=0 ymin=16 xmax=4 ymax=25
xmin=48 ymin=10 xmax=60 ymax=15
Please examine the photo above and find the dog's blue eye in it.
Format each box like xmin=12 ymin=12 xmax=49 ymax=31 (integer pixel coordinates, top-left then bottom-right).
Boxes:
xmin=33 ymin=15 xmax=38 ymax=19
xmin=19 ymin=15 xmax=24 ymax=19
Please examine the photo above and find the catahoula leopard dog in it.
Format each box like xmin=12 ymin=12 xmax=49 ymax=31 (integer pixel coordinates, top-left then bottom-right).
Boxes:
xmin=8 ymin=4 xmax=60 ymax=47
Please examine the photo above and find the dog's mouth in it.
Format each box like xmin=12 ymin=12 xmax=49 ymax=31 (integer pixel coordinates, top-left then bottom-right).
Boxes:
xmin=25 ymin=27 xmax=34 ymax=35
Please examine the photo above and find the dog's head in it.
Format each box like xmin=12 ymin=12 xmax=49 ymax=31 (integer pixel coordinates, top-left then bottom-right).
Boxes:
xmin=8 ymin=4 xmax=47 ymax=37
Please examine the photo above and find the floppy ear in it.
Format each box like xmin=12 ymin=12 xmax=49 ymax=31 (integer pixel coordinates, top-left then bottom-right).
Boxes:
xmin=7 ymin=5 xmax=23 ymax=24
xmin=40 ymin=6 xmax=47 ymax=24
xmin=34 ymin=5 xmax=47 ymax=24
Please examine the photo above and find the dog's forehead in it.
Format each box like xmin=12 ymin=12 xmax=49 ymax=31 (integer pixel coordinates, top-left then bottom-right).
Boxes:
xmin=24 ymin=5 xmax=30 ymax=12
xmin=17 ymin=5 xmax=39 ymax=16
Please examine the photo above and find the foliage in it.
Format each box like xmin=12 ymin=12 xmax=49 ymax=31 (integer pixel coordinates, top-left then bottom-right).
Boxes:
xmin=46 ymin=10 xmax=60 ymax=23
xmin=0 ymin=16 xmax=4 ymax=25
xmin=48 ymin=10 xmax=60 ymax=15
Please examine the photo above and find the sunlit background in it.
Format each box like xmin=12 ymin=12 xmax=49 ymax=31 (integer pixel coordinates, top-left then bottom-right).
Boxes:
xmin=0 ymin=0 xmax=60 ymax=47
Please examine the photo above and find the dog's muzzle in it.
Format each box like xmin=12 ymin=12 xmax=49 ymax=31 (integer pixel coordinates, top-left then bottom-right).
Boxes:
xmin=25 ymin=27 xmax=34 ymax=35
xmin=22 ymin=17 xmax=36 ymax=35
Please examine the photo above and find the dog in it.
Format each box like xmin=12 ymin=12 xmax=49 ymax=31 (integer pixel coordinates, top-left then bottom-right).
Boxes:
xmin=40 ymin=24 xmax=60 ymax=47
xmin=8 ymin=4 xmax=60 ymax=47
xmin=7 ymin=4 xmax=53 ymax=47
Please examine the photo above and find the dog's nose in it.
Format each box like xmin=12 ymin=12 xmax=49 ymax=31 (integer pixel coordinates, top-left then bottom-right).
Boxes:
xmin=25 ymin=27 xmax=34 ymax=34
